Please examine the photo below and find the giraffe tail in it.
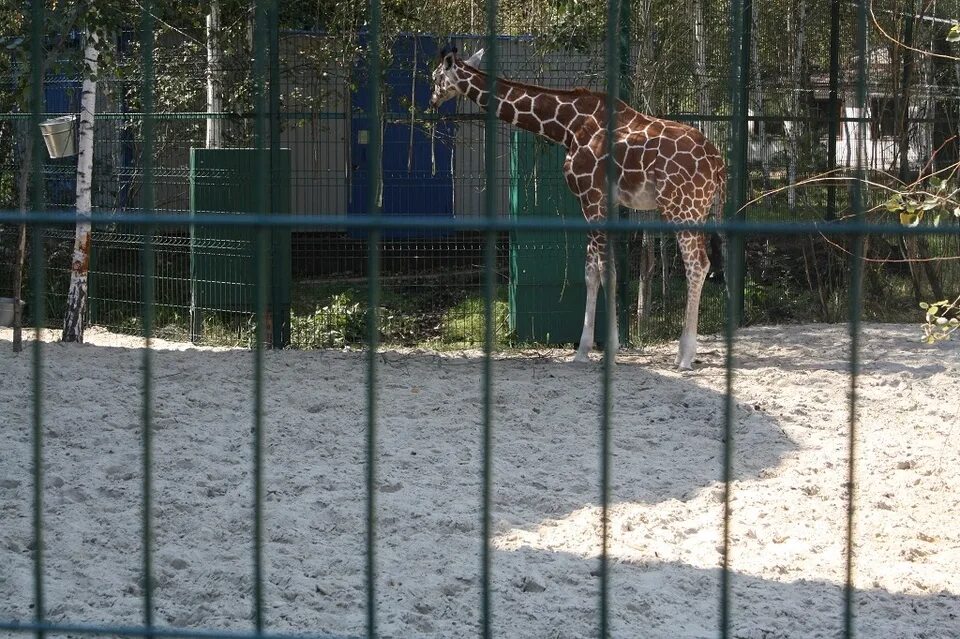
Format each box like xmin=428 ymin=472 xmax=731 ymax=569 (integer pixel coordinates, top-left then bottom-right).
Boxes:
xmin=707 ymin=165 xmax=728 ymax=292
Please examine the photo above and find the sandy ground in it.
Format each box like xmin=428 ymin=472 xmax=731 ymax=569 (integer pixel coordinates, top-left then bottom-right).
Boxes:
xmin=1 ymin=323 xmax=959 ymax=639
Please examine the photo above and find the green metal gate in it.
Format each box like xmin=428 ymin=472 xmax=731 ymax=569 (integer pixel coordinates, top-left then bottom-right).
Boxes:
xmin=189 ymin=148 xmax=292 ymax=347
xmin=509 ymin=130 xmax=624 ymax=345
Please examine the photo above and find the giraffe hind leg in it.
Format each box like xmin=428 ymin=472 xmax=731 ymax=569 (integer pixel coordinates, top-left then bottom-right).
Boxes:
xmin=574 ymin=229 xmax=619 ymax=362
xmin=675 ymin=229 xmax=709 ymax=370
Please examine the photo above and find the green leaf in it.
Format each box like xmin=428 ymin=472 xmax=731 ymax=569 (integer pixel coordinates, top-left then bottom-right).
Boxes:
xmin=929 ymin=175 xmax=943 ymax=188
xmin=920 ymin=302 xmax=930 ymax=309
xmin=929 ymin=306 xmax=940 ymax=316
xmin=900 ymin=212 xmax=919 ymax=226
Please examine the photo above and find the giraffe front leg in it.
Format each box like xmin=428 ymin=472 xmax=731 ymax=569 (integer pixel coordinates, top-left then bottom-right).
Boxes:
xmin=600 ymin=235 xmax=619 ymax=355
xmin=574 ymin=232 xmax=603 ymax=363
xmin=575 ymin=259 xmax=600 ymax=363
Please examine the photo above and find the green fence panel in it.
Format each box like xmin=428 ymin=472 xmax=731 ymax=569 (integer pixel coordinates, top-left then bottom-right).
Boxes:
xmin=509 ymin=130 xmax=626 ymax=346
xmin=189 ymin=148 xmax=291 ymax=345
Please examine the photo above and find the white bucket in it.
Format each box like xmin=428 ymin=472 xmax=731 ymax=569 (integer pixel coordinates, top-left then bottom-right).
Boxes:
xmin=0 ymin=297 xmax=25 ymax=327
xmin=40 ymin=115 xmax=78 ymax=159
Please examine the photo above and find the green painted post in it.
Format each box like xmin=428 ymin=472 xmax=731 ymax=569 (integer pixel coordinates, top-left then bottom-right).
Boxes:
xmin=601 ymin=1 xmax=624 ymax=636
xmin=844 ymin=1 xmax=869 ymax=636
xmin=617 ymin=0 xmax=632 ymax=345
xmin=268 ymin=1 xmax=289 ymax=348
xmin=722 ymin=0 xmax=752 ymax=635
xmin=252 ymin=1 xmax=271 ymax=632
xmin=139 ymin=2 xmax=156 ymax=636
xmin=29 ymin=3 xmax=46 ymax=639
xmin=482 ymin=3 xmax=499 ymax=639
xmin=365 ymin=0 xmax=383 ymax=636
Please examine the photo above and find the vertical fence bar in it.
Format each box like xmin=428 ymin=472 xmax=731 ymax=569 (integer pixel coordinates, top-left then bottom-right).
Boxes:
xmin=600 ymin=1 xmax=622 ymax=637
xmin=722 ymin=0 xmax=751 ymax=635
xmin=29 ymin=3 xmax=46 ymax=639
xmin=268 ymin=0 xmax=286 ymax=348
xmin=826 ymin=0 xmax=840 ymax=221
xmin=139 ymin=2 xmax=156 ymax=635
xmin=843 ymin=1 xmax=869 ymax=637
xmin=365 ymin=0 xmax=383 ymax=635
xmin=252 ymin=0 xmax=271 ymax=631
xmin=616 ymin=0 xmax=632 ymax=342
xmin=481 ymin=2 xmax=499 ymax=638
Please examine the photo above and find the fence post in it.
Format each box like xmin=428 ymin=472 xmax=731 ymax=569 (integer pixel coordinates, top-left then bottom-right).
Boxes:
xmin=726 ymin=0 xmax=751 ymax=327
xmin=617 ymin=0 xmax=632 ymax=345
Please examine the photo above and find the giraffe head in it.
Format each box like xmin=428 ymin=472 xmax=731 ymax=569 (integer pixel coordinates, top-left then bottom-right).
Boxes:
xmin=428 ymin=45 xmax=484 ymax=110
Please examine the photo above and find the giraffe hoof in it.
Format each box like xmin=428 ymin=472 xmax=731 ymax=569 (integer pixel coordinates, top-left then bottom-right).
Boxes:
xmin=573 ymin=351 xmax=591 ymax=364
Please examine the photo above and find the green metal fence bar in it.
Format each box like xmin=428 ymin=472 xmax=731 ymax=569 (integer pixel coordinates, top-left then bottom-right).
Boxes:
xmin=365 ymin=0 xmax=383 ymax=636
xmin=29 ymin=3 xmax=46 ymax=639
xmin=600 ymin=1 xmax=622 ymax=636
xmin=252 ymin=0 xmax=272 ymax=631
xmin=722 ymin=0 xmax=751 ymax=634
xmin=269 ymin=0 xmax=284 ymax=348
xmin=139 ymin=2 xmax=157 ymax=636
xmin=5 ymin=211 xmax=960 ymax=238
xmin=481 ymin=1 xmax=499 ymax=637
xmin=844 ymin=0 xmax=870 ymax=636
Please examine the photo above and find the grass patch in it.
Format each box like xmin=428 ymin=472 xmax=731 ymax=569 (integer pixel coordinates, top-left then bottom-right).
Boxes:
xmin=439 ymin=295 xmax=510 ymax=347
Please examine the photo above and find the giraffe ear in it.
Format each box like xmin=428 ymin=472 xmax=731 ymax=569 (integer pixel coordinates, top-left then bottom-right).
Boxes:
xmin=465 ymin=48 xmax=484 ymax=68
xmin=443 ymin=51 xmax=455 ymax=70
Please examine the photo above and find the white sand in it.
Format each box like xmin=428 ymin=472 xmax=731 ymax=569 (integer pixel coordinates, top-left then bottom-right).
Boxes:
xmin=1 ymin=323 xmax=958 ymax=638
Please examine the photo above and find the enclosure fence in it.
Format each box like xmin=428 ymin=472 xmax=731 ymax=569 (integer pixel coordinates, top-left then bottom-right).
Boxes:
xmin=2 ymin=0 xmax=960 ymax=638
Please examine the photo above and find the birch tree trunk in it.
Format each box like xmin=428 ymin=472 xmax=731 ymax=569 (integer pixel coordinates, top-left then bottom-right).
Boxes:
xmin=787 ymin=0 xmax=806 ymax=211
xmin=13 ymin=124 xmax=31 ymax=353
xmin=206 ymin=0 xmax=223 ymax=149
xmin=751 ymin=5 xmax=771 ymax=189
xmin=62 ymin=31 xmax=100 ymax=343
xmin=691 ymin=0 xmax=711 ymax=139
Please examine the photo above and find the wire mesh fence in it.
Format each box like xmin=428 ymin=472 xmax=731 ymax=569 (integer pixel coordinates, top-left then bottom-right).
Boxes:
xmin=2 ymin=0 xmax=960 ymax=637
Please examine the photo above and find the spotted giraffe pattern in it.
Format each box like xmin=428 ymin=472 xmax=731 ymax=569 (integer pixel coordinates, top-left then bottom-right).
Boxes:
xmin=430 ymin=46 xmax=727 ymax=369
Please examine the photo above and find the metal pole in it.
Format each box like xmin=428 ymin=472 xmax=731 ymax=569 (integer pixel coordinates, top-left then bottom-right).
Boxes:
xmin=721 ymin=0 xmax=751 ymax=635
xmin=29 ymin=2 xmax=46 ymax=639
xmin=726 ymin=0 xmax=750 ymax=326
xmin=617 ymin=0 xmax=632 ymax=346
xmin=844 ymin=0 xmax=869 ymax=636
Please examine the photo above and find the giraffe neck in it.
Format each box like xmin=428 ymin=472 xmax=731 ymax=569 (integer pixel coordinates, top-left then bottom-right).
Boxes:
xmin=454 ymin=64 xmax=588 ymax=147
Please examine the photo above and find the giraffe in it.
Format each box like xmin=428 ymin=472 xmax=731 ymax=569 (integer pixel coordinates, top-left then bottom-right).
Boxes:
xmin=429 ymin=45 xmax=727 ymax=369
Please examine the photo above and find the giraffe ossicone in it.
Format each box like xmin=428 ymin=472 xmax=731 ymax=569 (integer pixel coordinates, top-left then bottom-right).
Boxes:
xmin=430 ymin=46 xmax=727 ymax=369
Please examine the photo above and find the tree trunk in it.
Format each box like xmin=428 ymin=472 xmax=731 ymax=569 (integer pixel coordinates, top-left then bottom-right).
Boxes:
xmin=206 ymin=0 xmax=223 ymax=149
xmin=788 ymin=0 xmax=807 ymax=211
xmin=751 ymin=3 xmax=771 ymax=189
xmin=62 ymin=31 xmax=100 ymax=343
xmin=691 ymin=0 xmax=712 ymax=138
xmin=13 ymin=125 xmax=32 ymax=353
